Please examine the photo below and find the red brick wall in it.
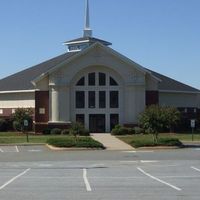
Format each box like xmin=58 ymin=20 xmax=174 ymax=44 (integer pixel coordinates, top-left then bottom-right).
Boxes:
xmin=145 ymin=91 xmax=159 ymax=106
xmin=35 ymin=91 xmax=49 ymax=123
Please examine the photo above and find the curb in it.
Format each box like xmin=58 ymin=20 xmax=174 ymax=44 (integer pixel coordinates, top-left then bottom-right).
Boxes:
xmin=46 ymin=144 xmax=105 ymax=151
xmin=136 ymin=146 xmax=182 ymax=150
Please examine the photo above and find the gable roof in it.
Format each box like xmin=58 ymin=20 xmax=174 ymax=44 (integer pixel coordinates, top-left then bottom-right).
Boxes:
xmin=0 ymin=44 xmax=199 ymax=94
xmin=147 ymin=69 xmax=200 ymax=93
xmin=0 ymin=52 xmax=77 ymax=91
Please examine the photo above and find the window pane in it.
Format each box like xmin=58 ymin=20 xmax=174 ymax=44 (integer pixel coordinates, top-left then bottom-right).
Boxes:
xmin=76 ymin=91 xmax=85 ymax=108
xmin=88 ymin=72 xmax=95 ymax=85
xmin=110 ymin=114 xmax=119 ymax=131
xmin=76 ymin=77 xmax=85 ymax=86
xmin=110 ymin=77 xmax=118 ymax=86
xmin=76 ymin=114 xmax=85 ymax=125
xmin=99 ymin=73 xmax=106 ymax=86
xmin=89 ymin=91 xmax=95 ymax=108
xmin=110 ymin=91 xmax=119 ymax=108
xmin=99 ymin=91 xmax=106 ymax=108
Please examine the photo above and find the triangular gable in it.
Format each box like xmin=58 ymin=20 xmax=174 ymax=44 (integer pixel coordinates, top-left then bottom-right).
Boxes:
xmin=32 ymin=42 xmax=159 ymax=85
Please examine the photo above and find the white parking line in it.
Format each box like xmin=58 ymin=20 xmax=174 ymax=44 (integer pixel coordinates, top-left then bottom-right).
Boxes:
xmin=0 ymin=148 xmax=3 ymax=152
xmin=0 ymin=168 xmax=31 ymax=190
xmin=137 ymin=167 xmax=182 ymax=191
xmin=191 ymin=166 xmax=200 ymax=172
xmin=28 ymin=149 xmax=42 ymax=152
xmin=120 ymin=160 xmax=158 ymax=164
xmin=140 ymin=160 xmax=158 ymax=163
xmin=15 ymin=146 xmax=19 ymax=152
xmin=123 ymin=150 xmax=154 ymax=153
xmin=83 ymin=169 xmax=92 ymax=192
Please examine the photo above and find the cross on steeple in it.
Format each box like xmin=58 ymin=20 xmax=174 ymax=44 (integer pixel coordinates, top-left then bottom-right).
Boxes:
xmin=83 ymin=0 xmax=92 ymax=37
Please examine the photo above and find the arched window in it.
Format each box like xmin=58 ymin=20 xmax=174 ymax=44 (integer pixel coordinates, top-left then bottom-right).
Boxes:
xmin=110 ymin=77 xmax=118 ymax=86
xmin=76 ymin=77 xmax=85 ymax=86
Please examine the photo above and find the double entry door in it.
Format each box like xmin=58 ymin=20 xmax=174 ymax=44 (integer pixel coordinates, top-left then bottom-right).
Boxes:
xmin=89 ymin=114 xmax=105 ymax=133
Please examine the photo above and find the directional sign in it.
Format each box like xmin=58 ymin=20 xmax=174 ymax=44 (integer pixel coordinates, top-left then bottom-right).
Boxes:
xmin=191 ymin=119 xmax=195 ymax=128
xmin=24 ymin=120 xmax=29 ymax=127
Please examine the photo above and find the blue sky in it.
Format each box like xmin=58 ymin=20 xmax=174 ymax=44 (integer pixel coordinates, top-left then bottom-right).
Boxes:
xmin=0 ymin=0 xmax=199 ymax=89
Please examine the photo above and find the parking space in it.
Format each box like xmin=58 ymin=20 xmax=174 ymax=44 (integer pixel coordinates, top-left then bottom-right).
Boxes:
xmin=0 ymin=161 xmax=199 ymax=199
xmin=0 ymin=148 xmax=200 ymax=199
xmin=0 ymin=145 xmax=46 ymax=153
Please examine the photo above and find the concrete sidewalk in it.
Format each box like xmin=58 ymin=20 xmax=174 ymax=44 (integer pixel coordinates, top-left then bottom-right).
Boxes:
xmin=91 ymin=133 xmax=134 ymax=150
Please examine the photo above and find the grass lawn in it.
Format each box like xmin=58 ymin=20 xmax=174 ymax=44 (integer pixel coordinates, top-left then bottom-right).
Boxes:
xmin=118 ymin=133 xmax=200 ymax=148
xmin=0 ymin=132 xmax=82 ymax=144
xmin=0 ymin=132 xmax=105 ymax=149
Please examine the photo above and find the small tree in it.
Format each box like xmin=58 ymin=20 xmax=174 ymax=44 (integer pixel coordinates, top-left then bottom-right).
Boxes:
xmin=164 ymin=106 xmax=180 ymax=133
xmin=69 ymin=122 xmax=85 ymax=140
xmin=139 ymin=105 xmax=180 ymax=143
xmin=139 ymin=105 xmax=163 ymax=142
xmin=12 ymin=108 xmax=33 ymax=132
xmin=12 ymin=108 xmax=33 ymax=142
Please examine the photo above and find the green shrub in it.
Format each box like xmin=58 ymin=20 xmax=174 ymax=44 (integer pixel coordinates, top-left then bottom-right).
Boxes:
xmin=50 ymin=128 xmax=62 ymax=135
xmin=79 ymin=129 xmax=90 ymax=136
xmin=75 ymin=137 xmax=104 ymax=148
xmin=158 ymin=138 xmax=183 ymax=146
xmin=47 ymin=137 xmax=76 ymax=147
xmin=47 ymin=137 xmax=105 ymax=149
xmin=126 ymin=128 xmax=135 ymax=135
xmin=0 ymin=119 xmax=8 ymax=132
xmin=130 ymin=137 xmax=182 ymax=148
xmin=42 ymin=128 xmax=51 ymax=135
xmin=70 ymin=122 xmax=90 ymax=137
xmin=111 ymin=125 xmax=129 ymax=135
xmin=13 ymin=121 xmax=21 ymax=131
xmin=134 ymin=127 xmax=143 ymax=134
xmin=61 ymin=129 xmax=70 ymax=135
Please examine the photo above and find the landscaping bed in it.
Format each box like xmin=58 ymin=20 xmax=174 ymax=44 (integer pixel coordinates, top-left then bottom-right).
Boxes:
xmin=118 ymin=134 xmax=184 ymax=148
xmin=46 ymin=136 xmax=105 ymax=149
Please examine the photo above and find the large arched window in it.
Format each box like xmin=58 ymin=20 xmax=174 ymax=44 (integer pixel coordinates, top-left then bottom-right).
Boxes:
xmin=74 ymin=71 xmax=120 ymax=132
xmin=76 ymin=72 xmax=118 ymax=86
xmin=75 ymin=72 xmax=119 ymax=109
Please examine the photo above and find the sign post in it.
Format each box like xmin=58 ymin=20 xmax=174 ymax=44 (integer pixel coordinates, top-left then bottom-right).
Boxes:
xmin=190 ymin=119 xmax=195 ymax=141
xmin=24 ymin=120 xmax=29 ymax=143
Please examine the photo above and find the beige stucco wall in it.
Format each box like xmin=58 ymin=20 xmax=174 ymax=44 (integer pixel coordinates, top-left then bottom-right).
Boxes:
xmin=159 ymin=92 xmax=200 ymax=108
xmin=0 ymin=92 xmax=35 ymax=108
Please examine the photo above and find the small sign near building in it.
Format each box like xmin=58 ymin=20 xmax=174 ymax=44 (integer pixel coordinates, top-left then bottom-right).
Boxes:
xmin=24 ymin=120 xmax=29 ymax=127
xmin=190 ymin=119 xmax=196 ymax=141
xmin=190 ymin=119 xmax=195 ymax=128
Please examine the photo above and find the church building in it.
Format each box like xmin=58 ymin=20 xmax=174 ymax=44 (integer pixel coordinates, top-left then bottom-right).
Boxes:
xmin=0 ymin=0 xmax=199 ymax=133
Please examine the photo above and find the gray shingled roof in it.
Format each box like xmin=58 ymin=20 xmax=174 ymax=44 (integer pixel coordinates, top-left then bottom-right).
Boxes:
xmin=0 ymin=52 xmax=77 ymax=91
xmin=148 ymin=69 xmax=200 ymax=92
xmin=0 ymin=48 xmax=199 ymax=93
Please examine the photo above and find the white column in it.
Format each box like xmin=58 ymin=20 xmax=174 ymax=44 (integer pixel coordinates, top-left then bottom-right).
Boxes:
xmin=51 ymin=86 xmax=59 ymax=122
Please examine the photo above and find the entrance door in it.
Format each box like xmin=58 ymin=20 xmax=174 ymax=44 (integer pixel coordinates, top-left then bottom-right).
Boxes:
xmin=89 ymin=114 xmax=105 ymax=133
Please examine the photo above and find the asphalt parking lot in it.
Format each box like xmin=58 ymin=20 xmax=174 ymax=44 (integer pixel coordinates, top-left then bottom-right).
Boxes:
xmin=0 ymin=146 xmax=200 ymax=199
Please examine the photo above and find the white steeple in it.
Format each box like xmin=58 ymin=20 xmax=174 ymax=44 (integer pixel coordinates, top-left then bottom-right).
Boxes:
xmin=83 ymin=0 xmax=92 ymax=37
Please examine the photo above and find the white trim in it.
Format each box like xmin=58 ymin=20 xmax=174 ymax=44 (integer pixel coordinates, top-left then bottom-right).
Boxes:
xmin=159 ymin=90 xmax=200 ymax=94
xmin=63 ymin=40 xmax=90 ymax=45
xmin=0 ymin=90 xmax=36 ymax=94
